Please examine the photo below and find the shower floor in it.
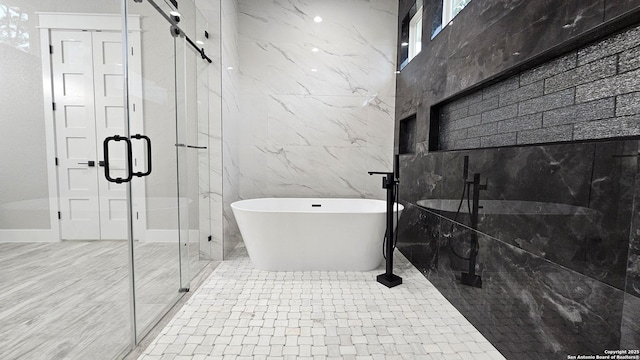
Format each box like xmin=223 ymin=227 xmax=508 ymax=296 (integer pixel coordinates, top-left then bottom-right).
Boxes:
xmin=137 ymin=244 xmax=505 ymax=360
xmin=0 ymin=240 xmax=210 ymax=360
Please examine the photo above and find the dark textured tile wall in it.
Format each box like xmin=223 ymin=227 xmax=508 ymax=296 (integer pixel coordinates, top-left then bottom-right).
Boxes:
xmin=395 ymin=0 xmax=640 ymax=153
xmin=434 ymin=229 xmax=623 ymax=359
xmin=396 ymin=139 xmax=640 ymax=357
xmin=400 ymin=140 xmax=637 ymax=289
xmin=438 ymin=24 xmax=640 ymax=150
xmin=395 ymin=1 xmax=640 ymax=357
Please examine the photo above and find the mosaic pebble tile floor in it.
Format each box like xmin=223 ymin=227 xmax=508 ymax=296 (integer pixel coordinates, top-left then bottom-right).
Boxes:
xmin=138 ymin=244 xmax=505 ymax=360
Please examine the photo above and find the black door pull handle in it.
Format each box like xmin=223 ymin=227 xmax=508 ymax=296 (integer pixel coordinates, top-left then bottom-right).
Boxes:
xmin=103 ymin=134 xmax=152 ymax=183
xmin=103 ymin=135 xmax=133 ymax=184
xmin=131 ymin=134 xmax=152 ymax=177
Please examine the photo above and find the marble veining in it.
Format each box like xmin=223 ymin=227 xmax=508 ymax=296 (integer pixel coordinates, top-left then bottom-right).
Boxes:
xmin=626 ymin=149 xmax=640 ymax=298
xmin=400 ymin=203 xmax=627 ymax=358
xmin=238 ymin=0 xmax=397 ymax=201
xmin=401 ymin=140 xmax=638 ymax=289
xmin=221 ymin=0 xmax=242 ymax=258
xmin=397 ymin=139 xmax=640 ymax=357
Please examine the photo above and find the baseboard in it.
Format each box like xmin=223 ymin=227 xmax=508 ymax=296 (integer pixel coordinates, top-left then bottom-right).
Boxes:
xmin=0 ymin=229 xmax=202 ymax=243
xmin=0 ymin=230 xmax=58 ymax=242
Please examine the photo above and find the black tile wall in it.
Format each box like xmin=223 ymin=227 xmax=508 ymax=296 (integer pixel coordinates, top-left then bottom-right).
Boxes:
xmin=395 ymin=0 xmax=640 ymax=152
xmin=396 ymin=139 xmax=640 ymax=357
xmin=395 ymin=1 xmax=640 ymax=357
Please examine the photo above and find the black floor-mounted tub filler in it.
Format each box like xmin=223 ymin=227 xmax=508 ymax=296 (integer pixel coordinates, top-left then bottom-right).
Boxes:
xmin=368 ymin=154 xmax=402 ymax=288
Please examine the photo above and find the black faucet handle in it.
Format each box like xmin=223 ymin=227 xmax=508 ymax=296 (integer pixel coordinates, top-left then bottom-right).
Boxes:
xmin=471 ymin=173 xmax=488 ymax=190
xmin=394 ymin=153 xmax=400 ymax=180
xmin=463 ymin=156 xmax=469 ymax=181
xmin=368 ymin=171 xmax=397 ymax=189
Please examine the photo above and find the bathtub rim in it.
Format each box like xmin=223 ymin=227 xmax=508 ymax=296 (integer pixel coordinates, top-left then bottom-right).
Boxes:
xmin=231 ymin=197 xmax=404 ymax=214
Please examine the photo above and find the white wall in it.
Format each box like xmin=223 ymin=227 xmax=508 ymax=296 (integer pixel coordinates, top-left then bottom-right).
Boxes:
xmin=0 ymin=1 xmax=121 ymax=230
xmin=0 ymin=1 xmax=217 ymax=246
xmin=237 ymin=0 xmax=398 ymax=200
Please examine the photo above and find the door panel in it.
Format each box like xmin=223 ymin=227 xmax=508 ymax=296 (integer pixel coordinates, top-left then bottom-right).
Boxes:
xmin=93 ymin=31 xmax=127 ymax=240
xmin=51 ymin=30 xmax=100 ymax=240
xmin=52 ymin=30 xmax=132 ymax=240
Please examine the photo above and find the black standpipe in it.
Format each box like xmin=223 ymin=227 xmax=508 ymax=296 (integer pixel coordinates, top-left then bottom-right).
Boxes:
xmin=368 ymin=155 xmax=402 ymax=288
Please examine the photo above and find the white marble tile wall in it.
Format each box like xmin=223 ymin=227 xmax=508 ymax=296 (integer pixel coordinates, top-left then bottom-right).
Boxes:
xmin=237 ymin=0 xmax=398 ymax=200
xmin=197 ymin=58 xmax=212 ymax=260
xmin=221 ymin=0 xmax=242 ymax=258
xmin=196 ymin=0 xmax=224 ymax=260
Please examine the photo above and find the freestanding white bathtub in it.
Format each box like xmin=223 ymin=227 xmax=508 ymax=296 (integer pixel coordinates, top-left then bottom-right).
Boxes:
xmin=231 ymin=198 xmax=404 ymax=271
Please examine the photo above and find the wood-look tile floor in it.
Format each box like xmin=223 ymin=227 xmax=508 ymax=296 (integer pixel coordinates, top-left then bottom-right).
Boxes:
xmin=0 ymin=240 xmax=209 ymax=360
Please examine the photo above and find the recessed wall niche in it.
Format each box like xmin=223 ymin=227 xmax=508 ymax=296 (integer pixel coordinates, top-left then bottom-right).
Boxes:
xmin=433 ymin=21 xmax=640 ymax=151
xmin=399 ymin=114 xmax=417 ymax=154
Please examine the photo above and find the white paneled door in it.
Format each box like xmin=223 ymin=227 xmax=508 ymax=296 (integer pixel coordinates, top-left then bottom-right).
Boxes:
xmin=51 ymin=30 xmax=129 ymax=240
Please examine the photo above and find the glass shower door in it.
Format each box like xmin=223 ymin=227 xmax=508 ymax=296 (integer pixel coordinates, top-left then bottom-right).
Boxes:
xmin=192 ymin=7 xmax=212 ymax=278
xmin=122 ymin=0 xmax=191 ymax=340
xmin=0 ymin=4 xmax=135 ymax=359
xmin=178 ymin=5 xmax=213 ymax=285
xmin=175 ymin=5 xmax=212 ymax=290
xmin=175 ymin=32 xmax=192 ymax=292
xmin=120 ymin=0 xmax=212 ymax=341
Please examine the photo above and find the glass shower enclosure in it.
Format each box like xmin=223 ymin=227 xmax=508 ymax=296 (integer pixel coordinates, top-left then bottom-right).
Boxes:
xmin=0 ymin=0 xmax=215 ymax=358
